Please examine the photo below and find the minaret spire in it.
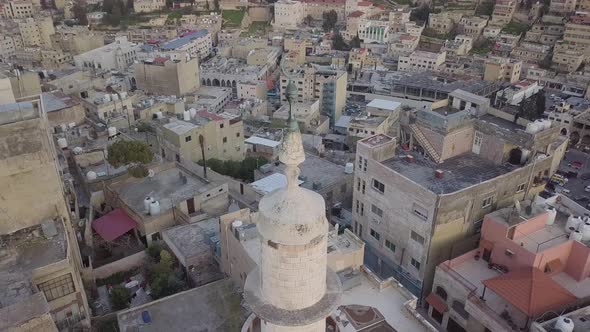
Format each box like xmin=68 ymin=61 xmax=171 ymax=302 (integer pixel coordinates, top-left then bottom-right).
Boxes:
xmin=281 ymin=79 xmax=304 ymax=189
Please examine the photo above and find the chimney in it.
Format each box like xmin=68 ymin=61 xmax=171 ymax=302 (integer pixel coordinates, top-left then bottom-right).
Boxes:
xmin=405 ymin=155 xmax=414 ymax=162
xmin=435 ymin=170 xmax=444 ymax=178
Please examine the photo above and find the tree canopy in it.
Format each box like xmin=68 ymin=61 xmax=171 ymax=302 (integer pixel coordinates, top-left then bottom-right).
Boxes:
xmin=107 ymin=140 xmax=153 ymax=168
xmin=72 ymin=0 xmax=88 ymax=25
xmin=322 ymin=10 xmax=338 ymax=32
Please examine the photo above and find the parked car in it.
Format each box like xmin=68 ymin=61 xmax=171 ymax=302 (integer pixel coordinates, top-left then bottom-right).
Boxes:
xmin=581 ymin=173 xmax=590 ymax=180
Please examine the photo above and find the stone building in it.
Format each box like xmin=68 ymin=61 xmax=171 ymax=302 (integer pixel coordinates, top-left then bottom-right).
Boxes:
xmin=2 ymin=0 xmax=35 ymax=18
xmin=398 ymin=50 xmax=446 ymax=73
xmin=133 ymin=0 xmax=165 ymax=12
xmin=484 ymin=57 xmax=522 ymax=83
xmin=459 ymin=16 xmax=488 ymax=37
xmin=491 ymin=0 xmax=516 ymax=26
xmin=134 ymin=56 xmax=200 ymax=96
xmin=18 ymin=16 xmax=54 ymax=48
xmin=351 ymin=90 xmax=568 ymax=298
xmin=51 ymin=26 xmax=105 ymax=55
xmin=273 ymin=0 xmax=305 ymax=30
xmin=74 ymin=37 xmax=139 ymax=71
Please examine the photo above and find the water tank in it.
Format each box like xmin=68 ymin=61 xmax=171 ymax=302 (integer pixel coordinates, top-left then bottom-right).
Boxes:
xmin=520 ymin=149 xmax=531 ymax=164
xmin=571 ymin=230 xmax=584 ymax=242
xmin=156 ymin=111 xmax=163 ymax=119
xmin=108 ymin=127 xmax=117 ymax=137
xmin=525 ymin=122 xmax=538 ymax=134
xmin=112 ymin=93 xmax=119 ymax=101
xmin=565 ymin=216 xmax=583 ymax=234
xmin=189 ymin=108 xmax=197 ymax=118
xmin=344 ymin=162 xmax=354 ymax=174
xmin=144 ymin=196 xmax=153 ymax=213
xmin=232 ymin=220 xmax=243 ymax=229
xmin=104 ymin=94 xmax=111 ymax=102
xmin=183 ymin=111 xmax=191 ymax=121
xmin=149 ymin=201 xmax=160 ymax=216
xmin=73 ymin=146 xmax=83 ymax=154
xmin=120 ymin=92 xmax=127 ymax=99
xmin=57 ymin=137 xmax=68 ymax=149
xmin=555 ymin=316 xmax=575 ymax=332
xmin=542 ymin=119 xmax=552 ymax=129
xmin=86 ymin=171 xmax=97 ymax=181
xmin=580 ymin=222 xmax=590 ymax=241
xmin=546 ymin=207 xmax=557 ymax=225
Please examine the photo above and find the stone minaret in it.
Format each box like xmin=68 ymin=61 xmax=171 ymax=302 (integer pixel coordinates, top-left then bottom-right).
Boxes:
xmin=244 ymin=82 xmax=341 ymax=332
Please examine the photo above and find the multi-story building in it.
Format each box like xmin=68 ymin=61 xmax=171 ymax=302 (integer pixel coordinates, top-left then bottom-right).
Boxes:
xmin=279 ymin=65 xmax=347 ymax=126
xmin=0 ymin=98 xmax=90 ymax=330
xmin=273 ymin=0 xmax=304 ymax=30
xmin=133 ymin=0 xmax=166 ymax=13
xmin=511 ymin=42 xmax=552 ymax=64
xmin=358 ymin=18 xmax=390 ymax=43
xmin=550 ymin=0 xmax=577 ymax=13
xmin=564 ymin=14 xmax=590 ymax=54
xmin=41 ymin=49 xmax=73 ymax=69
xmin=126 ymin=28 xmax=177 ymax=44
xmin=491 ymin=0 xmax=516 ymax=26
xmin=398 ymin=50 xmax=446 ymax=73
xmin=79 ymin=88 xmax=136 ymax=127
xmin=459 ymin=16 xmax=489 ymax=37
xmin=524 ymin=20 xmax=565 ymax=46
xmin=484 ymin=56 xmax=522 ymax=83
xmin=352 ymin=90 xmax=568 ymax=297
xmin=51 ymin=26 xmax=105 ymax=55
xmin=303 ymin=0 xmax=345 ymax=21
xmin=552 ymin=46 xmax=584 ymax=73
xmin=389 ymin=33 xmax=419 ymax=56
xmin=441 ymin=35 xmax=473 ymax=56
xmin=237 ymin=80 xmax=267 ymax=100
xmin=2 ymin=0 xmax=34 ymax=18
xmin=158 ymin=110 xmax=245 ymax=163
xmin=246 ymin=47 xmax=280 ymax=67
xmin=388 ymin=6 xmax=411 ymax=32
xmin=160 ymin=29 xmax=212 ymax=60
xmin=200 ymin=57 xmax=269 ymax=97
xmin=494 ymin=79 xmax=543 ymax=106
xmin=0 ymin=35 xmax=17 ymax=61
xmin=428 ymin=195 xmax=589 ymax=332
xmin=428 ymin=12 xmax=462 ymax=34
xmin=134 ymin=56 xmax=200 ymax=96
xmin=74 ymin=37 xmax=139 ymax=71
xmin=18 ymin=16 xmax=54 ymax=48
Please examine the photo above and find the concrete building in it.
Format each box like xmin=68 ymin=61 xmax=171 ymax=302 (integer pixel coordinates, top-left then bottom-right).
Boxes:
xmin=0 ymin=98 xmax=90 ymax=329
xmin=42 ymin=91 xmax=86 ymax=131
xmin=564 ymin=14 xmax=590 ymax=54
xmin=133 ymin=0 xmax=165 ymax=13
xmin=491 ymin=0 xmax=516 ymax=26
xmin=441 ymin=35 xmax=473 ymax=56
xmin=160 ymin=29 xmax=212 ymax=60
xmin=201 ymin=57 xmax=269 ymax=97
xmin=303 ymin=0 xmax=346 ymax=21
xmin=524 ymin=21 xmax=565 ymax=46
xmin=428 ymin=12 xmax=462 ymax=34
xmin=484 ymin=57 xmax=522 ymax=83
xmin=126 ymin=28 xmax=177 ymax=44
xmin=0 ymin=68 xmax=41 ymax=100
xmin=237 ymin=80 xmax=267 ymax=100
xmin=134 ymin=56 xmax=200 ymax=96
xmin=533 ymin=303 xmax=590 ymax=331
xmin=0 ymin=35 xmax=18 ymax=61
xmin=459 ymin=16 xmax=488 ymax=37
xmin=51 ymin=26 xmax=105 ymax=55
xmin=352 ymin=91 xmax=568 ymax=298
xmin=494 ymin=80 xmax=543 ymax=106
xmin=79 ymin=88 xmax=135 ymax=127
xmin=389 ymin=33 xmax=419 ymax=57
xmin=398 ymin=50 xmax=446 ymax=73
xmin=429 ymin=195 xmax=589 ymax=332
xmin=511 ymin=42 xmax=552 ymax=64
xmin=158 ymin=110 xmax=245 ymax=163
xmin=18 ymin=16 xmax=55 ymax=48
xmin=358 ymin=18 xmax=390 ymax=44
xmin=2 ymin=0 xmax=34 ymax=18
xmin=273 ymin=0 xmax=304 ymax=30
xmin=552 ymin=47 xmax=584 ymax=73
xmin=41 ymin=49 xmax=72 ymax=69
xmin=550 ymin=0 xmax=577 ymax=13
xmin=74 ymin=37 xmax=139 ymax=71
xmin=279 ymin=65 xmax=347 ymax=126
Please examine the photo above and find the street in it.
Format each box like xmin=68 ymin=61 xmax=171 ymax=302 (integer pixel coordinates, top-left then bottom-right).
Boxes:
xmin=558 ymin=148 xmax=590 ymax=207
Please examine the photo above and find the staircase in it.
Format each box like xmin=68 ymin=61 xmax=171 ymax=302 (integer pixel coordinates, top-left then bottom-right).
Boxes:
xmin=409 ymin=124 xmax=442 ymax=163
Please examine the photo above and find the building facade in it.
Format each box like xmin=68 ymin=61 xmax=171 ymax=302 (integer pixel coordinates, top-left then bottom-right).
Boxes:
xmin=134 ymin=56 xmax=200 ymax=96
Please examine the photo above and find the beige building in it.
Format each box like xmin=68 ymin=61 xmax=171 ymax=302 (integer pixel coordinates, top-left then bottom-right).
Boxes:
xmin=491 ymin=0 xmax=516 ymax=26
xmin=484 ymin=57 xmax=522 ymax=83
xmin=398 ymin=50 xmax=446 ymax=73
xmin=237 ymin=80 xmax=267 ymax=100
xmin=352 ymin=91 xmax=568 ymax=299
xmin=18 ymin=16 xmax=55 ymax=48
xmin=0 ymin=35 xmax=18 ymax=61
xmin=133 ymin=0 xmax=166 ymax=13
xmin=42 ymin=91 xmax=86 ymax=131
xmin=79 ymin=89 xmax=136 ymax=127
xmin=459 ymin=16 xmax=488 ymax=36
xmin=303 ymin=0 xmax=346 ymax=21
xmin=2 ymin=0 xmax=34 ymax=18
xmin=126 ymin=28 xmax=177 ymax=44
xmin=550 ymin=0 xmax=577 ymax=13
xmin=134 ymin=56 xmax=200 ymax=96
xmin=158 ymin=110 xmax=245 ymax=163
xmin=51 ymin=26 xmax=105 ymax=55
xmin=273 ymin=0 xmax=304 ymax=29
xmin=552 ymin=47 xmax=584 ymax=73
xmin=564 ymin=15 xmax=590 ymax=55
xmin=1 ymin=69 xmax=42 ymax=100
xmin=0 ymin=99 xmax=90 ymax=329
xmin=41 ymin=49 xmax=72 ymax=69
xmin=428 ymin=12 xmax=462 ymax=34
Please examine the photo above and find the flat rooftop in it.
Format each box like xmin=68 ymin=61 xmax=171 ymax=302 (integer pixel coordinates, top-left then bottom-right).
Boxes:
xmin=41 ymin=91 xmax=79 ymax=113
xmin=113 ymin=166 xmax=217 ymax=218
xmin=0 ymin=293 xmax=51 ymax=331
xmin=0 ymin=101 xmax=39 ymax=125
xmin=162 ymin=219 xmax=219 ymax=261
xmin=0 ymin=220 xmax=67 ymax=307
xmin=117 ymin=279 xmax=247 ymax=331
xmin=383 ymin=152 xmax=516 ymax=194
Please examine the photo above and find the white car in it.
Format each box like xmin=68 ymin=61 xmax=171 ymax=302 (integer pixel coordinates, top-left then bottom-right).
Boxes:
xmin=585 ymin=185 xmax=590 ymax=192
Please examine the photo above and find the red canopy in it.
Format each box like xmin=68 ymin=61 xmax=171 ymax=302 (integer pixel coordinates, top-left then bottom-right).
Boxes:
xmin=483 ymin=268 xmax=576 ymax=317
xmin=92 ymin=208 xmax=138 ymax=241
xmin=425 ymin=293 xmax=448 ymax=313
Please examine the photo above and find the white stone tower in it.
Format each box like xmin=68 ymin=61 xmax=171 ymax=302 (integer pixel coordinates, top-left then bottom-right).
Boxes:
xmin=244 ymin=82 xmax=341 ymax=332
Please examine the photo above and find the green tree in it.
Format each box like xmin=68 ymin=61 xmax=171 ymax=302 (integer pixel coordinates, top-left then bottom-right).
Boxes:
xmin=535 ymin=90 xmax=546 ymax=117
xmin=110 ymin=285 xmax=131 ymax=310
xmin=410 ymin=5 xmax=430 ymax=23
xmin=146 ymin=250 xmax=186 ymax=299
xmin=107 ymin=140 xmax=153 ymax=168
xmin=102 ymin=0 xmax=116 ymax=13
xmin=205 ymin=0 xmax=209 ymax=10
xmin=350 ymin=33 xmax=361 ymax=48
xmin=332 ymin=32 xmax=349 ymax=51
xmin=213 ymin=0 xmax=219 ymax=11
xmin=304 ymin=14 xmax=313 ymax=26
xmin=72 ymin=0 xmax=88 ymax=25
xmin=322 ymin=10 xmax=338 ymax=32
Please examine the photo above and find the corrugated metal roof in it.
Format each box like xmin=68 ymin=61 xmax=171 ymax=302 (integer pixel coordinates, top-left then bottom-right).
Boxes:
xmin=367 ymin=99 xmax=401 ymax=112
xmin=245 ymin=136 xmax=281 ymax=148
xmin=161 ymin=29 xmax=209 ymax=50
xmin=92 ymin=208 xmax=138 ymax=241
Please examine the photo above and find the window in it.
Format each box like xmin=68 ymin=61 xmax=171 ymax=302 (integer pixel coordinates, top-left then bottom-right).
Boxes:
xmin=411 ymin=257 xmax=421 ymax=271
xmin=236 ymin=132 xmax=240 ymax=137
xmin=372 ymin=179 xmax=385 ymax=193
xmin=358 ymin=156 xmax=363 ymax=170
xmin=412 ymin=203 xmax=428 ymax=220
xmin=341 ymin=183 xmax=347 ymax=193
xmin=436 ymin=286 xmax=448 ymax=301
xmin=362 ymin=180 xmax=366 ymax=194
xmin=363 ymin=159 xmax=367 ymax=171
xmin=482 ymin=195 xmax=493 ymax=208
xmin=220 ymin=123 xmax=224 ymax=128
xmin=371 ymin=204 xmax=383 ymax=217
xmin=223 ymin=137 xmax=227 ymax=143
xmin=370 ymin=228 xmax=381 ymax=241
xmin=37 ymin=274 xmax=75 ymax=301
xmin=385 ymin=239 xmax=396 ymax=252
xmin=357 ymin=178 xmax=361 ymax=191
xmin=185 ymin=135 xmax=192 ymax=142
xmin=516 ymin=183 xmax=526 ymax=193
xmin=360 ymin=202 xmax=364 ymax=216
xmin=410 ymin=230 xmax=425 ymax=245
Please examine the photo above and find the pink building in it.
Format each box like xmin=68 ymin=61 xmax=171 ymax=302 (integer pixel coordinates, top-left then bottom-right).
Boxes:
xmin=426 ymin=196 xmax=590 ymax=332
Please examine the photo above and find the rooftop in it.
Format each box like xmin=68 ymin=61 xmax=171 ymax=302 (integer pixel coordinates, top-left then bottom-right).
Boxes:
xmin=383 ymin=152 xmax=516 ymax=194
xmin=117 ymin=279 xmax=247 ymax=331
xmin=0 ymin=293 xmax=51 ymax=331
xmin=162 ymin=219 xmax=218 ymax=261
xmin=366 ymin=99 xmax=401 ymax=112
xmin=0 ymin=220 xmax=67 ymax=307
xmin=161 ymin=29 xmax=209 ymax=50
xmin=41 ymin=91 xmax=79 ymax=113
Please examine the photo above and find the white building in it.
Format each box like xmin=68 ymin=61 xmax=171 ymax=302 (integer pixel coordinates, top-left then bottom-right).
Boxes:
xmin=74 ymin=37 xmax=140 ymax=71
xmin=273 ymin=0 xmax=304 ymax=30
xmin=398 ymin=50 xmax=446 ymax=73
xmin=160 ymin=29 xmax=212 ymax=60
xmin=494 ymin=80 xmax=543 ymax=106
xmin=0 ymin=35 xmax=17 ymax=61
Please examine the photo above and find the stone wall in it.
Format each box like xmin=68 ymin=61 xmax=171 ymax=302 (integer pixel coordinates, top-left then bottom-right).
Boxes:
xmin=92 ymin=251 xmax=147 ymax=280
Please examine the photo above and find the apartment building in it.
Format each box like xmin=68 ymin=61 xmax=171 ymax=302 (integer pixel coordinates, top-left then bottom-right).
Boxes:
xmin=511 ymin=42 xmax=552 ymax=64
xmin=459 ymin=16 xmax=489 ymax=37
xmin=0 ymin=99 xmax=90 ymax=330
xmin=550 ymin=0 xmax=577 ymax=13
xmin=441 ymin=35 xmax=473 ymax=56
xmin=484 ymin=57 xmax=522 ymax=83
xmin=41 ymin=49 xmax=73 ymax=69
xmin=273 ymin=0 xmax=304 ymax=30
xmin=51 ymin=26 xmax=105 ymax=55
xmin=352 ymin=90 xmax=568 ymax=297
xmin=388 ymin=6 xmax=411 ymax=32
xmin=160 ymin=29 xmax=212 ymax=60
xmin=429 ymin=196 xmax=589 ymax=332
xmin=126 ymin=28 xmax=177 ymax=44
xmin=398 ymin=50 xmax=446 ymax=73
xmin=158 ymin=110 xmax=245 ymax=163
xmin=133 ymin=0 xmax=166 ymax=13
xmin=491 ymin=0 xmax=516 ymax=26
xmin=2 ymin=0 xmax=34 ymax=18
xmin=279 ymin=65 xmax=347 ymax=126
xmin=79 ymin=89 xmax=136 ymax=127
xmin=18 ymin=16 xmax=54 ymax=48
xmin=303 ymin=0 xmax=345 ymax=21
xmin=524 ymin=22 xmax=565 ymax=46
xmin=564 ymin=14 xmax=590 ymax=54
xmin=0 ymin=35 xmax=17 ymax=61
xmin=74 ymin=37 xmax=139 ymax=71
xmin=389 ymin=33 xmax=419 ymax=56
xmin=552 ymin=47 xmax=584 ymax=73
xmin=134 ymin=56 xmax=200 ymax=96
xmin=428 ymin=12 xmax=462 ymax=34
xmin=237 ymin=81 xmax=267 ymax=100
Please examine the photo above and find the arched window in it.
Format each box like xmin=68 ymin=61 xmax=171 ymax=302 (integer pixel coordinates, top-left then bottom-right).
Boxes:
xmin=436 ymin=286 xmax=448 ymax=301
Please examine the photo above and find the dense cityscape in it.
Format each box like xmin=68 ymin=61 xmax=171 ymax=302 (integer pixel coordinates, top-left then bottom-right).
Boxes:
xmin=1 ymin=0 xmax=590 ymax=331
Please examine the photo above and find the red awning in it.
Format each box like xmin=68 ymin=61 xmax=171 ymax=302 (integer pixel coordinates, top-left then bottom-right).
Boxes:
xmin=92 ymin=208 xmax=138 ymax=241
xmin=425 ymin=293 xmax=449 ymax=313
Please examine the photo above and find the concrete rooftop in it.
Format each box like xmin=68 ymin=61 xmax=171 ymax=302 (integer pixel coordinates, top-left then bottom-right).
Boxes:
xmin=383 ymin=152 xmax=516 ymax=194
xmin=162 ymin=219 xmax=219 ymax=261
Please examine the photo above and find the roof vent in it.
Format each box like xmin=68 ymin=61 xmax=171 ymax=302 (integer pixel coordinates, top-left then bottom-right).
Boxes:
xmin=435 ymin=170 xmax=444 ymax=178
